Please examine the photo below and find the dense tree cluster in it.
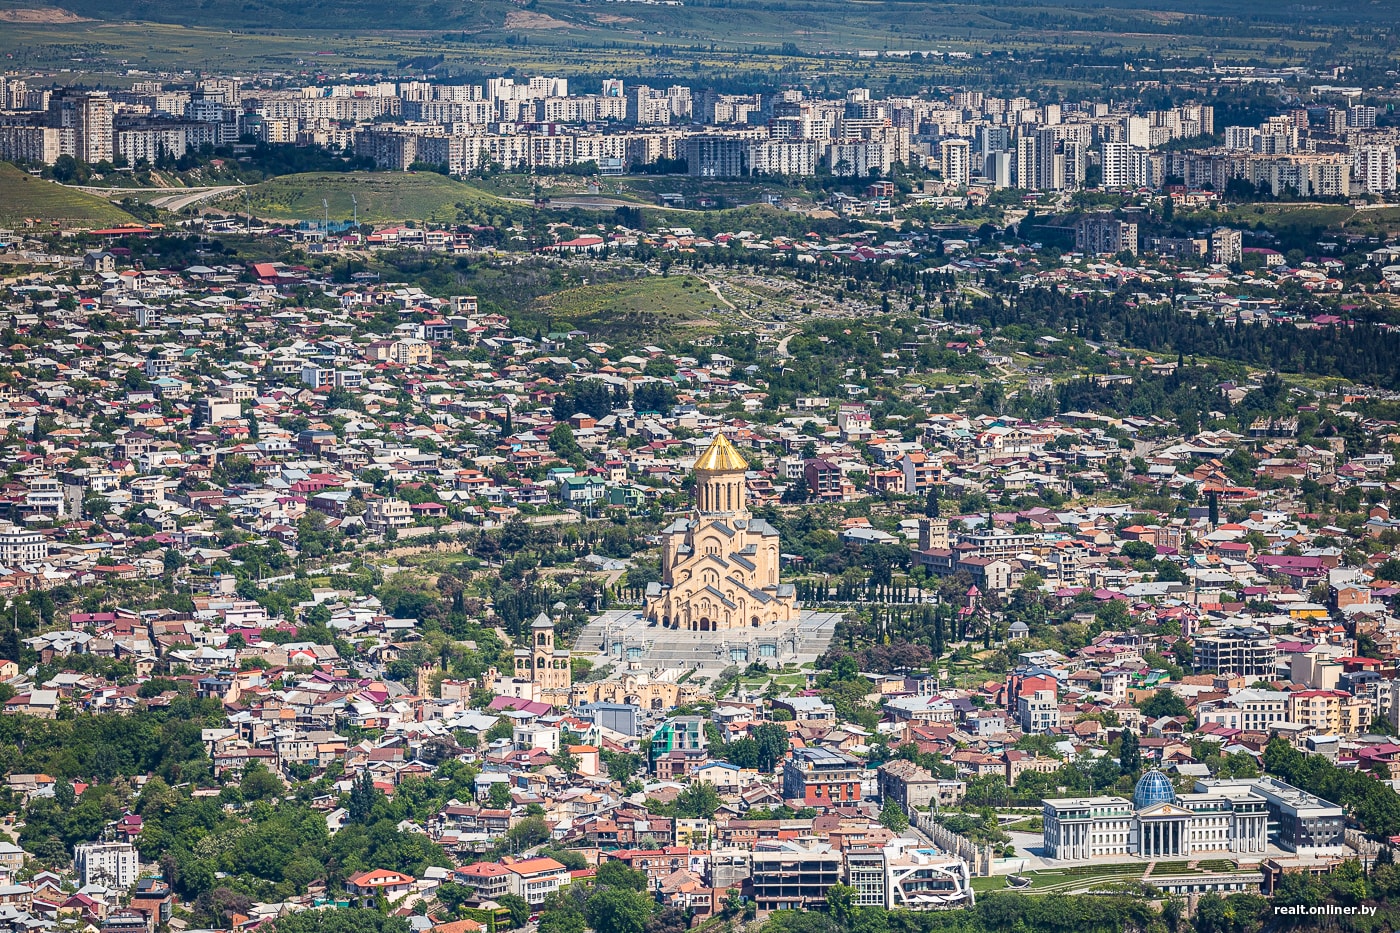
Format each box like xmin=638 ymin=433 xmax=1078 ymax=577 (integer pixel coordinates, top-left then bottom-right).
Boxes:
xmin=762 ymin=891 xmax=1159 ymax=933
xmin=270 ymin=910 xmax=411 ymax=933
xmin=551 ymin=381 xmax=633 ymax=420
xmin=951 ymin=288 xmax=1400 ymax=391
xmin=0 ymin=702 xmax=214 ymax=784
xmin=1265 ymin=738 xmax=1400 ymax=837
xmin=710 ymin=723 xmax=791 ymax=773
xmin=535 ymin=862 xmax=664 ymax=933
xmin=0 ymin=711 xmax=467 ymax=925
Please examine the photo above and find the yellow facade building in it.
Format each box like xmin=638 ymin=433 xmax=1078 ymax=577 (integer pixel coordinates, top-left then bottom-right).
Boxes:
xmin=513 ymin=613 xmax=572 ymax=692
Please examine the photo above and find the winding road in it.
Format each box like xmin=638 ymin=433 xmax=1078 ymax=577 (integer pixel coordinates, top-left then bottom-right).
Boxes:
xmin=776 ymin=330 xmax=797 ymax=357
xmin=73 ymin=184 xmax=244 ymax=212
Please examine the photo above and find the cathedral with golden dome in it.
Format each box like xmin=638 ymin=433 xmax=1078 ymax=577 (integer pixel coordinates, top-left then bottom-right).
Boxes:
xmin=644 ymin=433 xmax=799 ymax=631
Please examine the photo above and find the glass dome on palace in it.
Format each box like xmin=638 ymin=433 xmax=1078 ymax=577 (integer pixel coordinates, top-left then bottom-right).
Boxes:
xmin=1133 ymin=770 xmax=1176 ymax=809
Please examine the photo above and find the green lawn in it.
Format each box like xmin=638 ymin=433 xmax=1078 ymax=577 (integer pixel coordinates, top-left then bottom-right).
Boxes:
xmin=1026 ymin=864 xmax=1144 ymax=881
xmin=232 ymin=171 xmax=510 ymax=224
xmin=986 ymin=861 xmax=1256 ymax=897
xmin=1329 ymin=205 xmax=1400 ymax=238
xmin=612 ymin=175 xmax=809 ymax=206
xmin=1002 ymin=817 xmax=1043 ymax=832
xmin=1193 ymin=859 xmax=1239 ymax=872
xmin=1148 ymin=861 xmax=1192 ymax=875
xmin=1006 ymin=863 xmax=1147 ymax=894
xmin=528 ymin=274 xmax=725 ymax=342
xmin=0 ymin=162 xmax=139 ymax=228
xmin=972 ymin=870 xmax=1126 ymax=896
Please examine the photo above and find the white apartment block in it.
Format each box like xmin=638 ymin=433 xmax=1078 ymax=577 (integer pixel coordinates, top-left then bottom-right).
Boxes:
xmin=1017 ymin=688 xmax=1060 ymax=734
xmin=939 ymin=138 xmax=971 ymax=188
xmin=1352 ymin=145 xmax=1397 ymax=194
xmin=0 ymin=524 xmax=49 ymax=565
xmin=1195 ymin=689 xmax=1289 ymax=731
xmin=117 ymin=125 xmax=189 ymax=164
xmin=824 ymin=139 xmax=892 ymax=177
xmin=750 ymin=139 xmax=819 ymax=177
xmin=1348 ymin=105 xmax=1377 ymax=129
xmin=1224 ymin=126 xmax=1259 ymax=151
xmin=1100 ymin=141 xmax=1134 ymax=188
xmin=1211 ymin=228 xmax=1242 ymax=265
xmin=0 ymin=125 xmax=64 ymax=165
xmin=74 ymin=841 xmax=139 ymax=889
xmin=48 ymin=90 xmax=113 ymax=163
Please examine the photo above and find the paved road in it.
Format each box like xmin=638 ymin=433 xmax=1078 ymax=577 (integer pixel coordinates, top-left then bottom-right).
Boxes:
xmin=153 ymin=186 xmax=244 ymax=211
xmin=701 ymin=277 xmax=735 ymax=310
xmin=500 ymin=193 xmax=705 ymax=213
xmin=72 ymin=184 xmax=243 ymax=211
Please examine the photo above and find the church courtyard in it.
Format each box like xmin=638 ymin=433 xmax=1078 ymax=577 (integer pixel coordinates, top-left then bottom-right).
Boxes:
xmin=575 ymin=607 xmax=844 ymax=681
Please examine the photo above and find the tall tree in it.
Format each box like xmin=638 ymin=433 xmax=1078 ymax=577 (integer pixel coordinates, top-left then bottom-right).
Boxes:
xmin=1119 ymin=731 xmax=1141 ymax=776
xmin=753 ymin=723 xmax=790 ymax=773
xmin=782 ymin=475 xmax=810 ymax=503
xmin=498 ymin=894 xmax=531 ymax=929
xmin=826 ymin=884 xmax=856 ymax=926
xmin=673 ymin=781 xmax=719 ymax=819
xmin=347 ymin=772 xmax=380 ymax=823
xmin=585 ymin=887 xmax=654 ymax=933
xmin=879 ymin=798 xmax=909 ymax=832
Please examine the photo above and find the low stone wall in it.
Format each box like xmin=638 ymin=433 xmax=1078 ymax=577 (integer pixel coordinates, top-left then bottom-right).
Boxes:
xmin=915 ymin=810 xmax=995 ymax=877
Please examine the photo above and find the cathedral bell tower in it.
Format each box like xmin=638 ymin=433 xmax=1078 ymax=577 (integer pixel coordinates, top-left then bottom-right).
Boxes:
xmin=526 ymin=612 xmax=571 ymax=692
xmin=692 ymin=433 xmax=750 ymax=516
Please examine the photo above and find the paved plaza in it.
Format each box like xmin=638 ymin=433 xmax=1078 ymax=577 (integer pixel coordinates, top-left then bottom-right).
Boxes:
xmin=575 ymin=608 xmax=844 ymax=678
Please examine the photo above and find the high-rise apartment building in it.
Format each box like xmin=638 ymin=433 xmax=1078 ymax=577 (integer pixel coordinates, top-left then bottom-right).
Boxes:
xmin=939 ymin=138 xmax=971 ymax=188
xmin=1352 ymin=145 xmax=1397 ymax=194
xmin=1211 ymin=227 xmax=1243 ymax=265
xmin=1100 ymin=141 xmax=1134 ymax=188
xmin=48 ymin=90 xmax=113 ymax=163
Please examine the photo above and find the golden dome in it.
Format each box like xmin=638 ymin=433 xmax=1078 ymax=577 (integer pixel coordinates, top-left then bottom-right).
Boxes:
xmin=693 ymin=433 xmax=748 ymax=473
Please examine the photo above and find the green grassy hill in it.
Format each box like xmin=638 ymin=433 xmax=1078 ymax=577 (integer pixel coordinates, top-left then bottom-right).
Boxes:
xmin=528 ymin=275 xmax=725 ymax=342
xmin=1181 ymin=202 xmax=1400 ymax=250
xmin=0 ymin=162 xmax=139 ymax=228
xmin=232 ymin=171 xmax=511 ymax=225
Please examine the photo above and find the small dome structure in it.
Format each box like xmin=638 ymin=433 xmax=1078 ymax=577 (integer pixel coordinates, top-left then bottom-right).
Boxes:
xmin=1133 ymin=769 xmax=1176 ymax=809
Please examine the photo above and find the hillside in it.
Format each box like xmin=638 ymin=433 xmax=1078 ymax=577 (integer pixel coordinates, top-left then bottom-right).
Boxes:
xmin=0 ymin=162 xmax=139 ymax=228
xmin=1 ymin=0 xmax=1390 ymax=35
xmin=0 ymin=0 xmax=514 ymax=29
xmin=527 ymin=275 xmax=726 ymax=342
xmin=233 ymin=172 xmax=512 ymax=225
